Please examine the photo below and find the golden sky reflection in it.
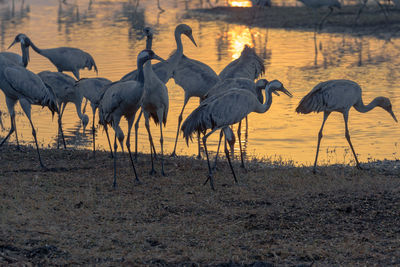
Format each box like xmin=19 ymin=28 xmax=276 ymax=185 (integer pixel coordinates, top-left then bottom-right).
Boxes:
xmin=228 ymin=0 xmax=253 ymax=7
xmin=0 ymin=0 xmax=399 ymax=166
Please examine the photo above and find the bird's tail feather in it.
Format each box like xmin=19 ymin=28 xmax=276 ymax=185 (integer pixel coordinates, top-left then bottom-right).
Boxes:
xmin=181 ymin=105 xmax=211 ymax=145
xmin=42 ymin=83 xmax=59 ymax=115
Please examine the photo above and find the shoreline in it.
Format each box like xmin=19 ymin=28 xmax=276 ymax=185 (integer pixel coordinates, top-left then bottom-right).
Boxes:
xmin=183 ymin=5 xmax=400 ymax=38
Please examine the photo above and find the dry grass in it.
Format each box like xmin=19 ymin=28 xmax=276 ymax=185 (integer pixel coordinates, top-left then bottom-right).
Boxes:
xmin=0 ymin=144 xmax=400 ymax=266
xmin=185 ymin=4 xmax=400 ymax=37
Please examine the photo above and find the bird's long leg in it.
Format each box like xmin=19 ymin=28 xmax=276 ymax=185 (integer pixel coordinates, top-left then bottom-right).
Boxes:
xmin=112 ymin=131 xmax=118 ymax=188
xmin=134 ymin=109 xmax=142 ymax=160
xmin=104 ymin=125 xmax=114 ymax=158
xmin=126 ymin=115 xmax=140 ymax=183
xmin=202 ymin=128 xmax=219 ymax=190
xmin=212 ymin=130 xmax=223 ymax=170
xmin=159 ymin=118 xmax=166 ymax=176
xmin=0 ymin=110 xmax=4 ymax=130
xmin=313 ymin=111 xmax=330 ymax=174
xmin=0 ymin=98 xmax=17 ymax=148
xmin=92 ymin=109 xmax=96 ymax=158
xmin=58 ymin=110 xmax=67 ymax=149
xmin=224 ymin=134 xmax=238 ymax=183
xmin=171 ymin=98 xmax=188 ymax=157
xmin=197 ymin=130 xmax=202 ymax=159
xmin=343 ymin=112 xmax=361 ymax=169
xmin=82 ymin=98 xmax=89 ymax=114
xmin=12 ymin=115 xmax=20 ymax=150
xmin=354 ymin=0 xmax=368 ymax=28
xmin=20 ymin=99 xmax=46 ymax=170
xmin=0 ymin=114 xmax=15 ymax=148
xmin=144 ymin=113 xmax=156 ymax=175
xmin=237 ymin=120 xmax=246 ymax=169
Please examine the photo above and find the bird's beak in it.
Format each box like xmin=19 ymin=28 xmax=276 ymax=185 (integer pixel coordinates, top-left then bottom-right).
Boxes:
xmin=188 ymin=34 xmax=197 ymax=47
xmin=278 ymin=86 xmax=293 ymax=98
xmin=389 ymin=110 xmax=398 ymax=123
xmin=7 ymin=40 xmax=17 ymax=50
xmin=153 ymin=54 xmax=165 ymax=62
xmin=272 ymin=91 xmax=280 ymax=96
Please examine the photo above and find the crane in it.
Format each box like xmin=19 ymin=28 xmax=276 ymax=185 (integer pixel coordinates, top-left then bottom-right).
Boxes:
xmin=181 ymin=80 xmax=292 ymax=190
xmin=296 ymin=0 xmax=341 ymax=30
xmin=98 ymin=49 xmax=164 ymax=188
xmin=38 ymin=71 xmax=89 ymax=149
xmin=74 ymin=77 xmax=112 ymax=158
xmin=8 ymin=33 xmax=98 ymax=80
xmin=0 ymin=55 xmax=58 ymax=169
xmin=296 ymin=79 xmax=397 ymax=173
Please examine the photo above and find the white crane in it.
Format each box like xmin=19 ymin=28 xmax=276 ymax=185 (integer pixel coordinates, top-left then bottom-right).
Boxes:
xmin=296 ymin=79 xmax=397 ymax=173
xmin=0 ymin=55 xmax=58 ymax=169
xmin=98 ymin=49 xmax=164 ymax=188
xmin=181 ymin=80 xmax=292 ymax=190
xmin=9 ymin=33 xmax=98 ymax=80
xmin=38 ymin=71 xmax=89 ymax=149
xmin=170 ymin=54 xmax=220 ymax=158
xmin=74 ymin=77 xmax=112 ymax=158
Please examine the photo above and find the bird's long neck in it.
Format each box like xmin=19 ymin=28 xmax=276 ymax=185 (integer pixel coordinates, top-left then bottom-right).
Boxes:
xmin=144 ymin=60 xmax=158 ymax=84
xmin=146 ymin=36 xmax=153 ymax=50
xmin=167 ymin=29 xmax=184 ymax=67
xmin=27 ymin=39 xmax=43 ymax=54
xmin=354 ymin=97 xmax=380 ymax=113
xmin=20 ymin=43 xmax=29 ymax=67
xmin=255 ymin=86 xmax=273 ymax=113
xmin=136 ymin=57 xmax=147 ymax=84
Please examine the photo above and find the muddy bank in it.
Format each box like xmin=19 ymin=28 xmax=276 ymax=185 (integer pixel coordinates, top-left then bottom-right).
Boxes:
xmin=184 ymin=5 xmax=400 ymax=37
xmin=0 ymin=144 xmax=399 ymax=265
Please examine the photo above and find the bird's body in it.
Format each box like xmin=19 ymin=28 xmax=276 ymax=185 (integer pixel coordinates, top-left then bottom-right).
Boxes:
xmin=99 ymin=49 xmax=164 ymax=187
xmin=204 ymin=78 xmax=268 ymax=168
xmin=0 ymin=52 xmax=25 ymax=67
xmin=74 ymin=77 xmax=112 ymax=157
xmin=38 ymin=71 xmax=89 ymax=148
xmin=170 ymin=54 xmax=220 ymax=157
xmin=9 ymin=34 xmax=97 ymax=80
xmin=0 ymin=55 xmax=58 ymax=169
xmin=141 ymin=53 xmax=169 ymax=176
xmin=182 ymin=80 xmax=292 ymax=189
xmin=296 ymin=79 xmax=397 ymax=172
xmin=219 ymin=45 xmax=265 ymax=81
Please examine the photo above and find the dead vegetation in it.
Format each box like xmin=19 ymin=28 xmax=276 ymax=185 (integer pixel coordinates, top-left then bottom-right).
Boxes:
xmin=0 ymin=144 xmax=399 ymax=265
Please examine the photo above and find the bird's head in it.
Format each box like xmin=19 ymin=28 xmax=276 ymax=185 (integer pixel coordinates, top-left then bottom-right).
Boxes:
xmin=8 ymin=33 xmax=30 ymax=49
xmin=138 ymin=27 xmax=154 ymax=40
xmin=266 ymin=80 xmax=293 ymax=98
xmin=137 ymin=49 xmax=165 ymax=66
xmin=176 ymin=24 xmax=197 ymax=47
xmin=377 ymin=97 xmax=397 ymax=122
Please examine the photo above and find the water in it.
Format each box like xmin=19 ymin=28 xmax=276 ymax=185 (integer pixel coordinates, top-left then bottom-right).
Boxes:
xmin=0 ymin=0 xmax=398 ymax=166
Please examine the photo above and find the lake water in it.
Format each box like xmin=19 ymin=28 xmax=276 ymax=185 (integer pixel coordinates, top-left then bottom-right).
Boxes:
xmin=0 ymin=0 xmax=398 ymax=166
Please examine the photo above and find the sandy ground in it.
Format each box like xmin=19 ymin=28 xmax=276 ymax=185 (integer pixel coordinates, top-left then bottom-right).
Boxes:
xmin=0 ymin=144 xmax=399 ymax=266
xmin=184 ymin=4 xmax=400 ymax=38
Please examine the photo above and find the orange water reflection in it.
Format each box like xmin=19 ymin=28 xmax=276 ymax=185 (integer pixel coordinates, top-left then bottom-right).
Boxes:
xmin=0 ymin=0 xmax=399 ymax=166
xmin=228 ymin=0 xmax=252 ymax=7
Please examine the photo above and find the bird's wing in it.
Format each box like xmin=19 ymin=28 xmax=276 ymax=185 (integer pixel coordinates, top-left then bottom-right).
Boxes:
xmin=173 ymin=55 xmax=220 ymax=98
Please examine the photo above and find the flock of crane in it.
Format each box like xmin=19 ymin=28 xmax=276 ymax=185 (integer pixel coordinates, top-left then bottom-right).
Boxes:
xmin=0 ymin=23 xmax=397 ymax=190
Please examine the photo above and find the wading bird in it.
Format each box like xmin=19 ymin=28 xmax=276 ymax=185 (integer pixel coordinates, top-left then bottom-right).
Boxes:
xmin=38 ymin=71 xmax=89 ymax=148
xmin=296 ymin=79 xmax=397 ymax=173
xmin=0 ymin=55 xmax=58 ymax=169
xmin=170 ymin=54 xmax=220 ymax=158
xmin=9 ymin=33 xmax=98 ymax=80
xmin=219 ymin=45 xmax=265 ymax=81
xmin=296 ymin=0 xmax=341 ymax=30
xmin=99 ymin=50 xmax=164 ymax=188
xmin=182 ymin=80 xmax=292 ymax=190
xmin=74 ymin=77 xmax=112 ymax=158
xmin=121 ymin=24 xmax=197 ymax=159
xmin=205 ymin=78 xmax=269 ymax=169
